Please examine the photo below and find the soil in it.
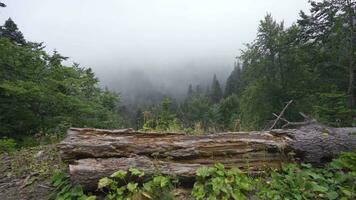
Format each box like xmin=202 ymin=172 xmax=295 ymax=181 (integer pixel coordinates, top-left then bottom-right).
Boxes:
xmin=0 ymin=145 xmax=65 ymax=200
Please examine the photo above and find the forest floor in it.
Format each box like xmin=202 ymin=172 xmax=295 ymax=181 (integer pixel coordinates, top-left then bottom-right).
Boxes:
xmin=0 ymin=145 xmax=65 ymax=200
xmin=0 ymin=145 xmax=192 ymax=200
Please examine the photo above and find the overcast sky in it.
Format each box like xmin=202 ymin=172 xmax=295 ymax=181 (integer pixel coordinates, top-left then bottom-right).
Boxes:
xmin=0 ymin=0 xmax=311 ymax=101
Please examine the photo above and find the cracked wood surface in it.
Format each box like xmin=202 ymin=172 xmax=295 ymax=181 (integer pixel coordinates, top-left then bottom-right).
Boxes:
xmin=58 ymin=124 xmax=356 ymax=191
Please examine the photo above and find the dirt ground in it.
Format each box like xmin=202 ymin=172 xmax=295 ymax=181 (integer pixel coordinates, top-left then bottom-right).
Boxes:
xmin=0 ymin=145 xmax=66 ymax=200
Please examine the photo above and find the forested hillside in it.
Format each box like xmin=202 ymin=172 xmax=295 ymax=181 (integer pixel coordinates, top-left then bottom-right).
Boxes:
xmin=0 ymin=1 xmax=355 ymax=200
xmin=0 ymin=19 xmax=125 ymax=142
xmin=0 ymin=1 xmax=354 ymax=140
xmin=131 ymin=0 xmax=355 ymax=132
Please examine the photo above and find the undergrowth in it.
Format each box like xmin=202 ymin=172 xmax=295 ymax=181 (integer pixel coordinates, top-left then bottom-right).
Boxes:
xmin=98 ymin=168 xmax=178 ymax=200
xmin=257 ymin=152 xmax=356 ymax=200
xmin=0 ymin=137 xmax=17 ymax=153
xmin=50 ymin=171 xmax=96 ymax=200
xmin=49 ymin=152 xmax=356 ymax=200
xmin=191 ymin=163 xmax=254 ymax=200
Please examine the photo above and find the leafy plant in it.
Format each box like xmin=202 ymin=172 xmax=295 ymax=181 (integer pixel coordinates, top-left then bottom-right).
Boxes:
xmin=98 ymin=168 xmax=177 ymax=200
xmin=191 ymin=163 xmax=254 ymax=200
xmin=257 ymin=152 xmax=356 ymax=200
xmin=50 ymin=171 xmax=95 ymax=200
xmin=0 ymin=137 xmax=16 ymax=153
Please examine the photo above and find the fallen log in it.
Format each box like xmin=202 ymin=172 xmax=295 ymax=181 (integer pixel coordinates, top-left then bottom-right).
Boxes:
xmin=58 ymin=122 xmax=356 ymax=191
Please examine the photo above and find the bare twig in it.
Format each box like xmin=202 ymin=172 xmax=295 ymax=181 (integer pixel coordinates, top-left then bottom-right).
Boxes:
xmin=269 ymin=100 xmax=293 ymax=130
xmin=38 ymin=184 xmax=53 ymax=190
xmin=272 ymin=113 xmax=290 ymax=123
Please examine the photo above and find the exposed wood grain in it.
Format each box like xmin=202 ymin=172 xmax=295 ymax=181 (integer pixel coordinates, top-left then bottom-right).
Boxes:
xmin=58 ymin=123 xmax=356 ymax=191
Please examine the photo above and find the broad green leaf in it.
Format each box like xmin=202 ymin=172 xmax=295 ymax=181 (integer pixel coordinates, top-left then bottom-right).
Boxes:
xmin=326 ymin=191 xmax=338 ymax=200
xmin=196 ymin=167 xmax=210 ymax=178
xmin=97 ymin=177 xmax=113 ymax=189
xmin=129 ymin=168 xmax=145 ymax=177
xmin=127 ymin=182 xmax=138 ymax=192
xmin=110 ymin=170 xmax=127 ymax=179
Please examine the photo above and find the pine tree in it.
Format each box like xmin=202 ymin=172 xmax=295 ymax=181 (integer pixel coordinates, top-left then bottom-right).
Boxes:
xmin=0 ymin=18 xmax=26 ymax=45
xmin=225 ymin=62 xmax=242 ymax=97
xmin=210 ymin=74 xmax=223 ymax=103
xmin=195 ymin=84 xmax=203 ymax=94
xmin=298 ymin=0 xmax=355 ymax=109
xmin=187 ymin=84 xmax=193 ymax=97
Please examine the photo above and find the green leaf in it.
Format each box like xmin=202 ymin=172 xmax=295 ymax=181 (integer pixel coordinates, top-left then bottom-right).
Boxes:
xmin=127 ymin=182 xmax=138 ymax=192
xmin=340 ymin=188 xmax=352 ymax=197
xmin=311 ymin=184 xmax=328 ymax=192
xmin=97 ymin=177 xmax=113 ymax=189
xmin=110 ymin=170 xmax=127 ymax=179
xmin=215 ymin=163 xmax=225 ymax=171
xmin=196 ymin=167 xmax=210 ymax=178
xmin=85 ymin=196 xmax=96 ymax=200
xmin=129 ymin=168 xmax=145 ymax=177
xmin=143 ymin=182 xmax=153 ymax=192
xmin=326 ymin=191 xmax=338 ymax=200
xmin=116 ymin=186 xmax=126 ymax=195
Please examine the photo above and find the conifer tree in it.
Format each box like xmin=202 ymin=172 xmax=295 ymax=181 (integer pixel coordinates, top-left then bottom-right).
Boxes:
xmin=187 ymin=84 xmax=193 ymax=97
xmin=225 ymin=62 xmax=242 ymax=97
xmin=210 ymin=74 xmax=223 ymax=103
xmin=0 ymin=18 xmax=26 ymax=45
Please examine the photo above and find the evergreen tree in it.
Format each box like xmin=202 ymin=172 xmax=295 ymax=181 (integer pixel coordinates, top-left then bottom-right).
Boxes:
xmin=225 ymin=62 xmax=242 ymax=97
xmin=187 ymin=84 xmax=193 ymax=97
xmin=0 ymin=18 xmax=26 ymax=45
xmin=219 ymin=94 xmax=240 ymax=130
xmin=0 ymin=27 xmax=123 ymax=137
xmin=313 ymin=92 xmax=353 ymax=127
xmin=210 ymin=74 xmax=223 ymax=103
xmin=298 ymin=0 xmax=356 ymax=109
xmin=195 ymin=84 xmax=203 ymax=94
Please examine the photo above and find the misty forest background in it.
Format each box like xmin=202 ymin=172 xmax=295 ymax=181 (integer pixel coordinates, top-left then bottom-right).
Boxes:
xmin=0 ymin=0 xmax=355 ymax=146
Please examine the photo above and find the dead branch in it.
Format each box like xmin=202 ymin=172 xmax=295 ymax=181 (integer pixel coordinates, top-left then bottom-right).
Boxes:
xmin=269 ymin=100 xmax=293 ymax=130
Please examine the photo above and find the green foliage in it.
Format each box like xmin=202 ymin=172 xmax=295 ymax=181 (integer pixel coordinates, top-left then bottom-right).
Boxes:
xmin=219 ymin=94 xmax=240 ymax=131
xmin=0 ymin=137 xmax=16 ymax=153
xmin=225 ymin=63 xmax=242 ymax=97
xmin=258 ymin=152 xmax=356 ymax=200
xmin=329 ymin=152 xmax=356 ymax=172
xmin=181 ymin=94 xmax=212 ymax=130
xmin=192 ymin=163 xmax=254 ymax=200
xmin=210 ymin=74 xmax=223 ymax=103
xmin=0 ymin=18 xmax=26 ymax=45
xmin=0 ymin=21 xmax=124 ymax=139
xmin=313 ymin=92 xmax=354 ymax=127
xmin=50 ymin=171 xmax=95 ymax=200
xmin=239 ymin=79 xmax=282 ymax=130
xmin=98 ymin=168 xmax=177 ymax=200
xmin=142 ymin=98 xmax=182 ymax=132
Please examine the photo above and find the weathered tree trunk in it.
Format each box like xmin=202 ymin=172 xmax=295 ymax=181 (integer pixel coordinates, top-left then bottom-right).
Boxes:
xmin=58 ymin=123 xmax=356 ymax=191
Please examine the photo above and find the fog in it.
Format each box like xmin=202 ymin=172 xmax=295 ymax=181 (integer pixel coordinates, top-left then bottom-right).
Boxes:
xmin=0 ymin=0 xmax=310 ymax=104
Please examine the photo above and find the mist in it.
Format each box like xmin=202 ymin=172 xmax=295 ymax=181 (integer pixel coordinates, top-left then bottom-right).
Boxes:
xmin=0 ymin=0 xmax=310 ymax=104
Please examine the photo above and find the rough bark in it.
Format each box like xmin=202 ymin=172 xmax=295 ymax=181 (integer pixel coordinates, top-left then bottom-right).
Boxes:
xmin=58 ymin=123 xmax=356 ymax=191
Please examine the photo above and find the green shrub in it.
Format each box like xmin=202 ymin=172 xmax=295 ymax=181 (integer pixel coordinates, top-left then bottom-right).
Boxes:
xmin=50 ymin=171 xmax=95 ymax=200
xmin=0 ymin=137 xmax=16 ymax=153
xmin=98 ymin=168 xmax=177 ymax=200
xmin=191 ymin=163 xmax=254 ymax=200
xmin=257 ymin=152 xmax=356 ymax=200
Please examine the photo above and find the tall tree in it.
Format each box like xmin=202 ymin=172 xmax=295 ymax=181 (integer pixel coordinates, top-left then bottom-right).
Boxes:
xmin=210 ymin=74 xmax=223 ymax=103
xmin=225 ymin=62 xmax=242 ymax=97
xmin=0 ymin=27 xmax=123 ymax=137
xmin=0 ymin=18 xmax=26 ymax=45
xmin=298 ymin=0 xmax=356 ymax=108
xmin=187 ymin=84 xmax=193 ymax=98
